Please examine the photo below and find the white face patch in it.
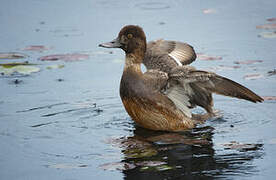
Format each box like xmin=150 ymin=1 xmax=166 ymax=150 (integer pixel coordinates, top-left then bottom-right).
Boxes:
xmin=168 ymin=53 xmax=183 ymax=66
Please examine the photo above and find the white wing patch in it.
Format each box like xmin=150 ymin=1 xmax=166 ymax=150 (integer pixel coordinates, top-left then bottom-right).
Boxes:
xmin=168 ymin=53 xmax=183 ymax=66
xmin=165 ymin=85 xmax=192 ymax=118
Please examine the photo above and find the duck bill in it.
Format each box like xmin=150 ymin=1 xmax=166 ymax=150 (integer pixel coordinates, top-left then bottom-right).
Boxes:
xmin=99 ymin=37 xmax=121 ymax=48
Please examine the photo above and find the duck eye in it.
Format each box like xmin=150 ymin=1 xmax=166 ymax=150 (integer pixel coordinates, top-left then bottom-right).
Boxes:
xmin=127 ymin=33 xmax=133 ymax=39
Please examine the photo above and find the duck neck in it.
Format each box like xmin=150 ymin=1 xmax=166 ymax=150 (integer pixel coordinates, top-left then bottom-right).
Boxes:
xmin=124 ymin=53 xmax=143 ymax=74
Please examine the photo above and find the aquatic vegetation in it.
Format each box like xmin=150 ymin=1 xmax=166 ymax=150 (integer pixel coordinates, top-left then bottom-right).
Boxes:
xmin=196 ymin=53 xmax=222 ymax=61
xmin=0 ymin=62 xmax=40 ymax=75
xmin=258 ymin=31 xmax=276 ymax=38
xmin=234 ymin=60 xmax=263 ymax=65
xmin=39 ymin=53 xmax=89 ymax=62
xmin=22 ymin=45 xmax=51 ymax=52
xmin=0 ymin=52 xmax=28 ymax=59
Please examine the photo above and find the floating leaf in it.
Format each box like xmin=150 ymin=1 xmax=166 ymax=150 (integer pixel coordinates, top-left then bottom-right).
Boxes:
xmin=135 ymin=2 xmax=170 ymax=10
xmin=46 ymin=64 xmax=65 ymax=69
xmin=0 ymin=64 xmax=40 ymax=75
xmin=234 ymin=60 xmax=263 ymax=65
xmin=0 ymin=62 xmax=37 ymax=68
xmin=223 ymin=141 xmax=262 ymax=151
xmin=258 ymin=31 xmax=276 ymax=38
xmin=202 ymin=8 xmax=216 ymax=14
xmin=267 ymin=18 xmax=276 ymax=22
xmin=210 ymin=65 xmax=241 ymax=71
xmin=256 ymin=23 xmax=276 ymax=29
xmin=39 ymin=53 xmax=89 ymax=62
xmin=243 ymin=73 xmax=263 ymax=80
xmin=22 ymin=45 xmax=50 ymax=52
xmin=0 ymin=52 xmax=27 ymax=59
xmin=261 ymin=96 xmax=276 ymax=101
xmin=46 ymin=163 xmax=88 ymax=169
xmin=99 ymin=162 xmax=136 ymax=171
xmin=197 ymin=53 xmax=222 ymax=61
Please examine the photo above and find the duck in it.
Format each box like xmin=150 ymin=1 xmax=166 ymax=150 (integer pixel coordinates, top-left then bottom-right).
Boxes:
xmin=99 ymin=25 xmax=263 ymax=131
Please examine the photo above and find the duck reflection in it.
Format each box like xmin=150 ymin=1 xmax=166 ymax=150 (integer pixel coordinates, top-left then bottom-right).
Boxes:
xmin=114 ymin=125 xmax=263 ymax=179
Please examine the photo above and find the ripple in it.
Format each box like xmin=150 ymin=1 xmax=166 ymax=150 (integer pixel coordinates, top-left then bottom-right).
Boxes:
xmin=135 ymin=2 xmax=170 ymax=10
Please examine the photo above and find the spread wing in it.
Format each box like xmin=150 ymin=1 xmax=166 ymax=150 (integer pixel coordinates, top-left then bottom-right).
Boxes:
xmin=143 ymin=69 xmax=193 ymax=118
xmin=144 ymin=39 xmax=197 ymax=72
xmin=166 ymin=66 xmax=263 ymax=113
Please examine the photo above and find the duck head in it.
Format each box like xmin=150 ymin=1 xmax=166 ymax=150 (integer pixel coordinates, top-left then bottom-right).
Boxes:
xmin=99 ymin=25 xmax=147 ymax=56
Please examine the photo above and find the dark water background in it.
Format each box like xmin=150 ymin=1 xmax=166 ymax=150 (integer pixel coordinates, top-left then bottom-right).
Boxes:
xmin=0 ymin=0 xmax=276 ymax=179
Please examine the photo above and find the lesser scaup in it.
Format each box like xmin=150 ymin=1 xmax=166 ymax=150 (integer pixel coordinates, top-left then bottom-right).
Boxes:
xmin=99 ymin=25 xmax=263 ymax=131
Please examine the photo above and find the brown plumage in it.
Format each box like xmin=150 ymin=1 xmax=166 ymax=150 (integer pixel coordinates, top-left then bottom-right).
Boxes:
xmin=99 ymin=25 xmax=263 ymax=131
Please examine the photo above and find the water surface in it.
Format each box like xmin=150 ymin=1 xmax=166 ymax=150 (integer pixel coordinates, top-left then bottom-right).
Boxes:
xmin=0 ymin=0 xmax=276 ymax=179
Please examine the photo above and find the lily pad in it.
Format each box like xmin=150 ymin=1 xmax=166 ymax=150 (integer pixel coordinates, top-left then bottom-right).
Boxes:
xmin=39 ymin=53 xmax=89 ymax=62
xmin=243 ymin=73 xmax=263 ymax=80
xmin=261 ymin=96 xmax=276 ymax=101
xmin=0 ymin=52 xmax=28 ymax=59
xmin=0 ymin=63 xmax=40 ymax=75
xmin=0 ymin=62 xmax=36 ymax=67
xmin=258 ymin=31 xmax=276 ymax=39
xmin=210 ymin=65 xmax=241 ymax=71
xmin=267 ymin=18 xmax=276 ymax=22
xmin=135 ymin=2 xmax=170 ymax=10
xmin=46 ymin=64 xmax=65 ymax=69
xmin=197 ymin=53 xmax=222 ymax=61
xmin=256 ymin=23 xmax=276 ymax=29
xmin=22 ymin=45 xmax=50 ymax=52
xmin=234 ymin=60 xmax=263 ymax=65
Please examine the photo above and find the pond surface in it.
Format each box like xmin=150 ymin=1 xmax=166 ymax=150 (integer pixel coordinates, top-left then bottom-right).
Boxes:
xmin=0 ymin=0 xmax=276 ymax=179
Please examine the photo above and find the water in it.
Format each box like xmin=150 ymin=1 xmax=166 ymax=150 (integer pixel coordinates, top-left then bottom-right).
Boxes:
xmin=0 ymin=0 xmax=276 ymax=179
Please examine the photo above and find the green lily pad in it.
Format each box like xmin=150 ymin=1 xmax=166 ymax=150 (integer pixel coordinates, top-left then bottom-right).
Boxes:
xmin=0 ymin=64 xmax=40 ymax=75
xmin=258 ymin=31 xmax=276 ymax=38
xmin=0 ymin=62 xmax=36 ymax=68
xmin=46 ymin=64 xmax=65 ymax=69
